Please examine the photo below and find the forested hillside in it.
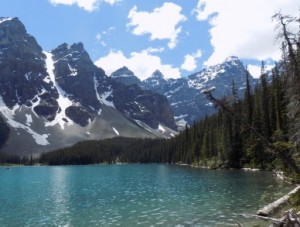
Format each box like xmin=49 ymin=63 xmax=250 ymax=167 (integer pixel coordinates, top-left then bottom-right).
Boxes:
xmin=39 ymin=62 xmax=296 ymax=171
xmin=38 ymin=12 xmax=300 ymax=180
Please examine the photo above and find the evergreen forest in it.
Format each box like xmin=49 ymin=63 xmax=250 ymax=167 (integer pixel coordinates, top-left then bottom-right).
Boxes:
xmin=1 ymin=12 xmax=300 ymax=180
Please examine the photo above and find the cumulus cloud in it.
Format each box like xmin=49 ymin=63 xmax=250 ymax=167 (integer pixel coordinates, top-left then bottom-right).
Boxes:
xmin=49 ymin=0 xmax=120 ymax=11
xmin=247 ymin=64 xmax=275 ymax=79
xmin=194 ymin=0 xmax=299 ymax=66
xmin=127 ymin=2 xmax=187 ymax=49
xmin=95 ymin=49 xmax=180 ymax=80
xmin=181 ymin=50 xmax=202 ymax=71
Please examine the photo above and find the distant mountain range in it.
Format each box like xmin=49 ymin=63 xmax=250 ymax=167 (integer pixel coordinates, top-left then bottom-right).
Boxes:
xmin=111 ymin=57 xmax=257 ymax=129
xmin=0 ymin=17 xmax=257 ymax=155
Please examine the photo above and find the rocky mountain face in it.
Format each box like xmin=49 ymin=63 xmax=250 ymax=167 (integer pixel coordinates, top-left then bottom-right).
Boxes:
xmin=0 ymin=17 xmax=59 ymax=115
xmin=111 ymin=57 xmax=257 ymax=129
xmin=0 ymin=17 xmax=177 ymax=155
xmin=111 ymin=66 xmax=143 ymax=87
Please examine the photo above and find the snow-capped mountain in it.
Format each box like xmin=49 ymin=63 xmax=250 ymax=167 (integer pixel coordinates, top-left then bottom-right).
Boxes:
xmin=0 ymin=17 xmax=177 ymax=155
xmin=111 ymin=66 xmax=143 ymax=87
xmin=143 ymin=70 xmax=170 ymax=95
xmin=169 ymin=56 xmax=257 ymax=127
xmin=111 ymin=57 xmax=257 ymax=129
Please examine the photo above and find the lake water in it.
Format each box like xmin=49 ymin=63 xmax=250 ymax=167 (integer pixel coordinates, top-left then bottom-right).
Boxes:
xmin=0 ymin=164 xmax=294 ymax=226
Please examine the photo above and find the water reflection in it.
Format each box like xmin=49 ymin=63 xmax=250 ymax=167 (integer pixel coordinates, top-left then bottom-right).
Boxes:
xmin=49 ymin=167 xmax=70 ymax=225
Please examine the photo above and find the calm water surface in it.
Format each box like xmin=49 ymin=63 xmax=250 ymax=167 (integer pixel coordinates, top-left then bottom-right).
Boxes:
xmin=0 ymin=164 xmax=294 ymax=226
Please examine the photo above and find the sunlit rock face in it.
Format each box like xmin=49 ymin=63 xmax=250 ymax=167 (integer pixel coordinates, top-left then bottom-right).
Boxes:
xmin=0 ymin=18 xmax=177 ymax=155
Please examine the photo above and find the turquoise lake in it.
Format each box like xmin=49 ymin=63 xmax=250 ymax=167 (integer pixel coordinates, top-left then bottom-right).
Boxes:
xmin=0 ymin=164 xmax=294 ymax=226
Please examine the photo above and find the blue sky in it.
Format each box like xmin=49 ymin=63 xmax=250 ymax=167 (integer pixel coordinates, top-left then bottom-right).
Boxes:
xmin=0 ymin=0 xmax=298 ymax=79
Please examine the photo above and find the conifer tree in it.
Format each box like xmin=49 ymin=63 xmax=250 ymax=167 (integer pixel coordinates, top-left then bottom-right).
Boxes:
xmin=260 ymin=72 xmax=272 ymax=138
xmin=244 ymin=69 xmax=253 ymax=127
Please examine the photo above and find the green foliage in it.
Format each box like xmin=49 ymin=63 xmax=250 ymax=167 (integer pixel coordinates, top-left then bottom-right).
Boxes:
xmin=290 ymin=172 xmax=300 ymax=184
xmin=289 ymin=192 xmax=300 ymax=209
xmin=260 ymin=185 xmax=284 ymax=204
xmin=39 ymin=137 xmax=170 ymax=165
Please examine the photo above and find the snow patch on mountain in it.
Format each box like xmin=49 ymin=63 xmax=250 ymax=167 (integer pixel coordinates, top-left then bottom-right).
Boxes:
xmin=112 ymin=127 xmax=119 ymax=135
xmin=158 ymin=124 xmax=166 ymax=133
xmin=94 ymin=84 xmax=115 ymax=108
xmin=0 ymin=95 xmax=49 ymax=146
xmin=134 ymin=101 xmax=146 ymax=112
xmin=0 ymin=17 xmax=13 ymax=24
xmin=68 ymin=63 xmax=78 ymax=76
xmin=25 ymin=114 xmax=33 ymax=126
xmin=224 ymin=56 xmax=240 ymax=65
xmin=174 ymin=115 xmax=188 ymax=129
xmin=116 ymin=74 xmax=133 ymax=78
xmin=44 ymin=51 xmax=74 ymax=129
xmin=93 ymin=76 xmax=103 ymax=114
xmin=24 ymin=72 xmax=31 ymax=81
xmin=134 ymin=120 xmax=152 ymax=133
xmin=94 ymin=76 xmax=116 ymax=109
xmin=0 ymin=96 xmax=19 ymax=118
xmin=8 ymin=117 xmax=49 ymax=146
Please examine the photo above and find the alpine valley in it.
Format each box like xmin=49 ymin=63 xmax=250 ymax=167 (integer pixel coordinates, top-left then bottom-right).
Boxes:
xmin=0 ymin=17 xmax=257 ymax=155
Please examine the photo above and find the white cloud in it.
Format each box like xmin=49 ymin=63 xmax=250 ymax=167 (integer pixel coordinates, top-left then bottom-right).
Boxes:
xmin=127 ymin=3 xmax=187 ymax=49
xmin=95 ymin=27 xmax=115 ymax=47
xmin=95 ymin=33 xmax=102 ymax=41
xmin=194 ymin=0 xmax=299 ymax=66
xmin=247 ymin=64 xmax=275 ymax=79
xmin=181 ymin=50 xmax=202 ymax=71
xmin=104 ymin=0 xmax=121 ymax=6
xmin=96 ymin=33 xmax=106 ymax=46
xmin=95 ymin=49 xmax=180 ymax=80
xmin=49 ymin=0 xmax=120 ymax=11
xmin=145 ymin=47 xmax=165 ymax=53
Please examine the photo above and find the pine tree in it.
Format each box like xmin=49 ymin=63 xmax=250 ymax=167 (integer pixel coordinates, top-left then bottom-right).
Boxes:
xmin=260 ymin=72 xmax=272 ymax=138
xmin=244 ymin=69 xmax=253 ymax=127
xmin=193 ymin=139 xmax=201 ymax=166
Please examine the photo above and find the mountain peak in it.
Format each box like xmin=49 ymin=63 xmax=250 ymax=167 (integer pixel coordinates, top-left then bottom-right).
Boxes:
xmin=223 ymin=56 xmax=243 ymax=66
xmin=111 ymin=66 xmax=135 ymax=78
xmin=151 ymin=70 xmax=164 ymax=79
xmin=0 ymin=17 xmax=24 ymax=30
xmin=53 ymin=42 xmax=85 ymax=53
xmin=110 ymin=66 xmax=142 ymax=87
xmin=51 ymin=42 xmax=90 ymax=65
xmin=224 ymin=56 xmax=239 ymax=61
xmin=0 ymin=17 xmax=14 ymax=24
xmin=70 ymin=42 xmax=85 ymax=52
xmin=0 ymin=17 xmax=30 ymax=45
